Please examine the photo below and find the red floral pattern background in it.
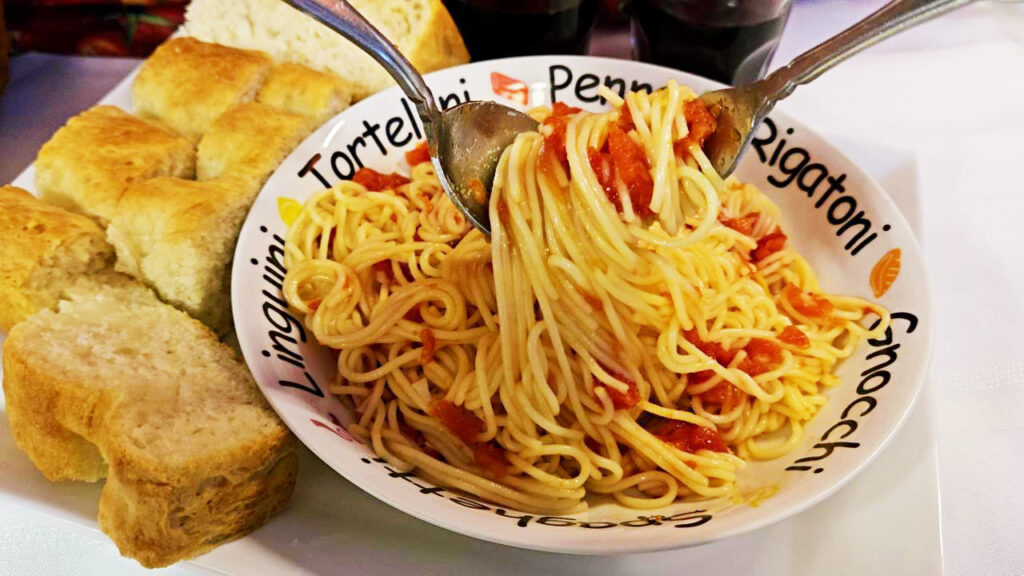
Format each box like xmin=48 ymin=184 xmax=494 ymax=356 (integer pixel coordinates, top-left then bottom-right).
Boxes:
xmin=3 ymin=0 xmax=185 ymax=57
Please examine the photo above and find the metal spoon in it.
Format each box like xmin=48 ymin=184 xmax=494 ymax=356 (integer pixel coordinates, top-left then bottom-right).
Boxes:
xmin=701 ymin=0 xmax=976 ymax=178
xmin=282 ymin=0 xmax=537 ymax=234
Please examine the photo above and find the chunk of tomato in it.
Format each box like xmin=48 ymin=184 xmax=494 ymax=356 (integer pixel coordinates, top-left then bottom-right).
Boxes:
xmin=651 ymin=419 xmax=728 ymax=453
xmin=431 ymin=400 xmax=483 ymax=445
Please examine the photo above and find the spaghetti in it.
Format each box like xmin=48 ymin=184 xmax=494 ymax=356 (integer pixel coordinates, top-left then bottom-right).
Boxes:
xmin=282 ymin=82 xmax=890 ymax=514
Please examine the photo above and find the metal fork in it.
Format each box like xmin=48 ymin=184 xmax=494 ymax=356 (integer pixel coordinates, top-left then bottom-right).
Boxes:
xmin=701 ymin=0 xmax=976 ymax=178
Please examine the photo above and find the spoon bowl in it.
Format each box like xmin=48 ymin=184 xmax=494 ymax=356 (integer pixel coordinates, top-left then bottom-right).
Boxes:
xmin=698 ymin=86 xmax=769 ymax=179
xmin=433 ymin=101 xmax=538 ymax=233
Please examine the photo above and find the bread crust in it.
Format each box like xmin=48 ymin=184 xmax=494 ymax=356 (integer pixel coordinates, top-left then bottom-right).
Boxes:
xmin=133 ymin=37 xmax=273 ymax=142
xmin=34 ymin=106 xmax=195 ymax=222
xmin=406 ymin=0 xmax=470 ymax=81
xmin=99 ymin=449 xmax=298 ymax=568
xmin=183 ymin=0 xmax=469 ymax=101
xmin=257 ymin=62 xmax=352 ymax=126
xmin=2 ymin=338 xmax=109 ymax=481
xmin=2 ymin=292 xmax=298 ymax=567
xmin=197 ymin=102 xmax=315 ymax=191
xmin=0 ymin=186 xmax=115 ymax=330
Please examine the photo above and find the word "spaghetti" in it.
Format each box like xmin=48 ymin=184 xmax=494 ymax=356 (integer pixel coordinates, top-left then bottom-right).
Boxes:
xmin=282 ymin=82 xmax=890 ymax=514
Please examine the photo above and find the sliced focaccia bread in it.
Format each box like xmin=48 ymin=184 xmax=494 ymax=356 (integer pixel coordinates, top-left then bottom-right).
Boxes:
xmin=257 ymin=61 xmax=352 ymax=126
xmin=0 ymin=185 xmax=115 ymax=330
xmin=105 ymin=176 xmax=253 ymax=334
xmin=133 ymin=37 xmax=273 ymax=142
xmin=34 ymin=106 xmax=195 ymax=222
xmin=196 ymin=102 xmax=315 ymax=194
xmin=2 ymin=284 xmax=297 ymax=567
xmin=185 ymin=0 xmax=469 ymax=100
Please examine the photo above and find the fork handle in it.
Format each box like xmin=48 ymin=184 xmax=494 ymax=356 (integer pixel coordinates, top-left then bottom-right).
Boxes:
xmin=282 ymin=0 xmax=442 ymax=144
xmin=759 ymin=0 xmax=976 ymax=102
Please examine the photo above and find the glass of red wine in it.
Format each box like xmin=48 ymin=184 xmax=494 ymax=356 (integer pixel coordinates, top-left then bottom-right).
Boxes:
xmin=442 ymin=0 xmax=602 ymax=60
xmin=628 ymin=0 xmax=794 ymax=85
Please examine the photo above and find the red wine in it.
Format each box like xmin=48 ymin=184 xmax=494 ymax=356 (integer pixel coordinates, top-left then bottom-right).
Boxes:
xmin=442 ymin=0 xmax=600 ymax=61
xmin=630 ymin=0 xmax=791 ymax=85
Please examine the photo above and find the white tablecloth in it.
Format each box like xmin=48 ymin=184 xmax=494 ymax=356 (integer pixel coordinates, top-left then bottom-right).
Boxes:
xmin=2 ymin=1 xmax=1024 ymax=574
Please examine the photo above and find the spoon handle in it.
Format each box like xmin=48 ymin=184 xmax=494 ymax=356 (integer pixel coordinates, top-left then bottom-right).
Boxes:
xmin=759 ymin=0 xmax=976 ymax=102
xmin=282 ymin=0 xmax=442 ymax=142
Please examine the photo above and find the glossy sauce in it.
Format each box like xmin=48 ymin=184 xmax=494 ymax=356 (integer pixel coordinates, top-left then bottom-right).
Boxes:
xmin=751 ymin=228 xmax=787 ymax=262
xmin=431 ymin=400 xmax=483 ymax=444
xmin=541 ymin=102 xmax=581 ymax=173
xmin=720 ymin=212 xmax=760 ymax=236
xmin=778 ymin=325 xmax=810 ymax=348
xmin=405 ymin=140 xmax=431 ymax=166
xmin=783 ymin=284 xmax=834 ymax=318
xmin=595 ymin=363 xmax=641 ymax=409
xmin=352 ymin=168 xmax=410 ymax=192
xmin=651 ymin=419 xmax=728 ymax=453
xmin=673 ymin=99 xmax=717 ymax=155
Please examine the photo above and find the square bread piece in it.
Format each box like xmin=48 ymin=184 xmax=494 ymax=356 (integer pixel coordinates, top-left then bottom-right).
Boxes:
xmin=184 ymin=0 xmax=469 ymax=100
xmin=133 ymin=37 xmax=272 ymax=142
xmin=2 ymin=284 xmax=297 ymax=567
xmin=257 ymin=62 xmax=352 ymax=126
xmin=0 ymin=186 xmax=114 ymax=330
xmin=34 ymin=105 xmax=196 ymax=222
xmin=105 ymin=176 xmax=253 ymax=335
xmin=196 ymin=102 xmax=315 ymax=195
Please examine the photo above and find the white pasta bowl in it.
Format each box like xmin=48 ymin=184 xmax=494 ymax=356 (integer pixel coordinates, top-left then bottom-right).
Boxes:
xmin=231 ymin=56 xmax=932 ymax=554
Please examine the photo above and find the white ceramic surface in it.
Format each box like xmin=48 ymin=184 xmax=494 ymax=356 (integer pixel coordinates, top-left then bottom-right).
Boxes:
xmin=230 ymin=56 xmax=934 ymax=554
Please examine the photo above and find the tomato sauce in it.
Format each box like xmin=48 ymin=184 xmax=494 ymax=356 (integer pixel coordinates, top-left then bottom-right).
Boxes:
xmin=595 ymin=363 xmax=641 ymax=409
xmin=420 ymin=328 xmax=436 ymax=365
xmin=738 ymin=338 xmax=783 ymax=376
xmin=673 ymin=99 xmax=718 ymax=156
xmin=431 ymin=400 xmax=483 ymax=445
xmin=684 ymin=329 xmax=737 ymax=366
xmin=582 ymin=291 xmax=604 ymax=311
xmin=686 ymin=99 xmax=717 ymax=146
xmin=496 ymin=199 xmax=510 ymax=224
xmin=587 ymin=146 xmax=617 ymax=210
xmin=779 ymin=325 xmax=810 ymax=348
xmin=651 ymin=419 xmax=728 ymax=453
xmin=686 ymin=329 xmax=784 ymax=381
xmin=541 ymin=102 xmax=581 ymax=173
xmin=783 ymin=284 xmax=834 ymax=319
xmin=352 ymin=168 xmax=411 ymax=192
xmin=467 ymin=178 xmax=487 ymax=205
xmin=699 ymin=382 xmax=742 ymax=409
xmin=606 ymin=124 xmax=654 ymax=218
xmin=473 ymin=441 xmax=509 ymax=479
xmin=405 ymin=140 xmax=431 ymax=166
xmin=751 ymin=228 xmax=787 ymax=262
xmin=372 ymin=260 xmax=394 ymax=281
xmin=688 ymin=370 xmax=714 ymax=384
xmin=618 ymin=105 xmax=635 ymax=130
xmin=430 ymin=401 xmax=508 ymax=478
xmin=720 ymin=213 xmax=760 ymax=236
